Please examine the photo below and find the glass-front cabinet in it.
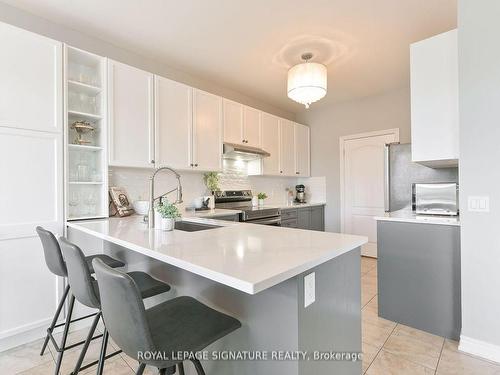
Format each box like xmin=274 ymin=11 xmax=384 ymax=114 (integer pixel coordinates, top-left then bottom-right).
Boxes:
xmin=65 ymin=46 xmax=108 ymax=220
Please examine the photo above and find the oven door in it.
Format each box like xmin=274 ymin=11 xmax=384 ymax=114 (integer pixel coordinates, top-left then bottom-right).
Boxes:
xmin=245 ymin=216 xmax=281 ymax=226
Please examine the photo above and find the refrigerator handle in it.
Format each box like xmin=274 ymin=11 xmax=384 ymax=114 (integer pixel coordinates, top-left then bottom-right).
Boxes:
xmin=384 ymin=143 xmax=390 ymax=212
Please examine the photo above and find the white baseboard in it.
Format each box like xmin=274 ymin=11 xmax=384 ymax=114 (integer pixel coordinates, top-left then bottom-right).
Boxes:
xmin=0 ymin=318 xmax=52 ymax=352
xmin=459 ymin=335 xmax=500 ymax=364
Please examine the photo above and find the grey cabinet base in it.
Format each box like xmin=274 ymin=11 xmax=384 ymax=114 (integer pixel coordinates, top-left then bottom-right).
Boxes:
xmin=377 ymin=221 xmax=461 ymax=340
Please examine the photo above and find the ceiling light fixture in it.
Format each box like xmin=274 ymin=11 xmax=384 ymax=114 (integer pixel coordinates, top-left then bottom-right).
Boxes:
xmin=287 ymin=53 xmax=327 ymax=108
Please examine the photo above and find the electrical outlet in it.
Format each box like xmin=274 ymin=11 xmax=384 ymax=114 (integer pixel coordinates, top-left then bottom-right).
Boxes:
xmin=304 ymin=272 xmax=315 ymax=308
xmin=468 ymin=196 xmax=490 ymax=212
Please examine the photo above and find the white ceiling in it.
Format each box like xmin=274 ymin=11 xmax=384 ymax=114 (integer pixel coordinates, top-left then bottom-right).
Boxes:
xmin=4 ymin=0 xmax=456 ymax=114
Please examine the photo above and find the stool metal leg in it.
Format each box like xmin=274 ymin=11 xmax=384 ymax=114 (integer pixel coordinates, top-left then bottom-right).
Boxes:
xmin=177 ymin=362 xmax=185 ymax=375
xmin=40 ymin=284 xmax=70 ymax=356
xmin=96 ymin=328 xmax=109 ymax=375
xmin=54 ymin=293 xmax=75 ymax=375
xmin=190 ymin=359 xmax=206 ymax=375
xmin=136 ymin=363 xmax=146 ymax=375
xmin=70 ymin=312 xmax=101 ymax=375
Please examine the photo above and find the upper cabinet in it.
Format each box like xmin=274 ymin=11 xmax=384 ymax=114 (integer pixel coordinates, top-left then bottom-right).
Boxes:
xmin=280 ymin=120 xmax=296 ymax=176
xmin=223 ymin=99 xmax=261 ymax=147
xmin=193 ymin=89 xmax=223 ymax=171
xmin=294 ymin=123 xmax=310 ymax=176
xmin=410 ymin=29 xmax=458 ymax=167
xmin=108 ymin=60 xmax=154 ymax=168
xmin=155 ymin=76 xmax=192 ymax=170
xmin=242 ymin=106 xmax=261 ymax=148
xmin=260 ymin=113 xmax=281 ymax=175
xmin=0 ymin=22 xmax=62 ymax=133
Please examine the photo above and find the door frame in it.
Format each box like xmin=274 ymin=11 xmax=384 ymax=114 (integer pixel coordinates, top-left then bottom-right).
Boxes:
xmin=339 ymin=128 xmax=400 ymax=235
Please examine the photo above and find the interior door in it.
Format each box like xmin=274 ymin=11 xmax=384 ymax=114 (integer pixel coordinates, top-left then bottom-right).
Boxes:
xmin=108 ymin=60 xmax=154 ymax=168
xmin=155 ymin=76 xmax=192 ymax=169
xmin=280 ymin=120 xmax=295 ymax=176
xmin=343 ymin=132 xmax=398 ymax=257
xmin=192 ymin=89 xmax=223 ymax=171
xmin=243 ymin=106 xmax=261 ymax=148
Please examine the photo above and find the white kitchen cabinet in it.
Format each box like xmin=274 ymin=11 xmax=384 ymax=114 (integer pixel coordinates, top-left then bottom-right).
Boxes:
xmin=193 ymin=89 xmax=223 ymax=171
xmin=0 ymin=22 xmax=62 ymax=133
xmin=108 ymin=60 xmax=154 ymax=168
xmin=243 ymin=106 xmax=261 ymax=147
xmin=0 ymin=22 xmax=63 ymax=351
xmin=155 ymin=76 xmax=193 ymax=169
xmin=223 ymin=100 xmax=261 ymax=147
xmin=260 ymin=113 xmax=281 ymax=175
xmin=410 ymin=29 xmax=458 ymax=167
xmin=223 ymin=98 xmax=243 ymax=145
xmin=280 ymin=119 xmax=295 ymax=176
xmin=294 ymin=122 xmax=310 ymax=176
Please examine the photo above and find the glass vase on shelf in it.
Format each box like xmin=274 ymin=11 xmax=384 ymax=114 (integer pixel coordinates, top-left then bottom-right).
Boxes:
xmin=69 ymin=191 xmax=79 ymax=217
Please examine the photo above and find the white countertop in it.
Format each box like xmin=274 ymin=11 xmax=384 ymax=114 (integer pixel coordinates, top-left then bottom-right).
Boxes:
xmin=374 ymin=210 xmax=460 ymax=226
xmin=67 ymin=215 xmax=366 ymax=295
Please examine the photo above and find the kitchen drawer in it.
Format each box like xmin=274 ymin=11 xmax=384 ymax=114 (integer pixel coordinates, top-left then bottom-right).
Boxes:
xmin=281 ymin=218 xmax=298 ymax=228
xmin=281 ymin=209 xmax=298 ymax=220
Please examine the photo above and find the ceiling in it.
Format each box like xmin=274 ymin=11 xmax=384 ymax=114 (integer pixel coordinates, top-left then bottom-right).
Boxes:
xmin=3 ymin=0 xmax=457 ymax=114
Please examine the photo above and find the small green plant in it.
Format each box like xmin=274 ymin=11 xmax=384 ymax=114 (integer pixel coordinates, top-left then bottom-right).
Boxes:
xmin=155 ymin=200 xmax=181 ymax=219
xmin=257 ymin=192 xmax=268 ymax=200
xmin=203 ymin=172 xmax=220 ymax=193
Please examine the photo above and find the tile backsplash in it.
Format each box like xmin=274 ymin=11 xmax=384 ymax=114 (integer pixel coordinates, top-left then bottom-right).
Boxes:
xmin=109 ymin=159 xmax=325 ymax=208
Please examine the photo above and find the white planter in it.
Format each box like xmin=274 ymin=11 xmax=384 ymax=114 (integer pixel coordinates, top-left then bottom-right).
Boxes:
xmin=258 ymin=199 xmax=264 ymax=206
xmin=160 ymin=218 xmax=175 ymax=231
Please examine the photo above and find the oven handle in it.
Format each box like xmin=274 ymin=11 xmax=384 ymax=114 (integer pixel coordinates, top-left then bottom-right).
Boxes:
xmin=246 ymin=217 xmax=281 ymax=225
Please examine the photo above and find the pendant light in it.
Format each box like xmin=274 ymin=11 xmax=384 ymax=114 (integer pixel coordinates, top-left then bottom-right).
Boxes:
xmin=287 ymin=53 xmax=327 ymax=108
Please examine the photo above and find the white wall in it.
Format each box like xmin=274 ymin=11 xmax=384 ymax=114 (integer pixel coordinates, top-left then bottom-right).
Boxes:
xmin=296 ymin=87 xmax=411 ymax=232
xmin=0 ymin=2 xmax=293 ymax=121
xmin=458 ymin=0 xmax=500 ymax=362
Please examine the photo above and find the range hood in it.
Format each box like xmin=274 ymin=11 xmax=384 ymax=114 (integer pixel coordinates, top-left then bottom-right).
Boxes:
xmin=222 ymin=142 xmax=271 ymax=161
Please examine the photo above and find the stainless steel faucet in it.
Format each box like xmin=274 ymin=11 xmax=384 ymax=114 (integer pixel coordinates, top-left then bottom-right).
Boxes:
xmin=148 ymin=166 xmax=183 ymax=229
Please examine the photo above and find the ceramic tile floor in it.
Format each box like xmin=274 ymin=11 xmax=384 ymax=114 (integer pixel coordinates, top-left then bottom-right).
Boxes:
xmin=2 ymin=257 xmax=500 ymax=374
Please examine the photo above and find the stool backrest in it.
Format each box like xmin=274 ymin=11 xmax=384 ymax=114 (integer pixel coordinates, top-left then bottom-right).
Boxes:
xmin=92 ymin=258 xmax=156 ymax=358
xmin=59 ymin=238 xmax=100 ymax=309
xmin=36 ymin=226 xmax=67 ymax=277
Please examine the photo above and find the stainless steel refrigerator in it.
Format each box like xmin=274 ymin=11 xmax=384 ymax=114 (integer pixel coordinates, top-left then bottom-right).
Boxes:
xmin=384 ymin=143 xmax=459 ymax=212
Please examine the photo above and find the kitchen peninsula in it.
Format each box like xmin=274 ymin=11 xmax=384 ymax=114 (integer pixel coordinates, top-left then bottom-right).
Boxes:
xmin=67 ymin=215 xmax=367 ymax=375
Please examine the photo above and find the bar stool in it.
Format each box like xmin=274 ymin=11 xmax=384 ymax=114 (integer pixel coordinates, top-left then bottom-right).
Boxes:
xmin=92 ymin=258 xmax=242 ymax=375
xmin=36 ymin=226 xmax=126 ymax=375
xmin=59 ymin=237 xmax=171 ymax=375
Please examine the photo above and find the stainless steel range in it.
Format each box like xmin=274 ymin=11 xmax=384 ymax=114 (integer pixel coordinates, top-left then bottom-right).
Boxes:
xmin=214 ymin=190 xmax=281 ymax=226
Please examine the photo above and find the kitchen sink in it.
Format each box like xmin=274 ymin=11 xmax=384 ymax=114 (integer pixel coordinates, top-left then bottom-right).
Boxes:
xmin=174 ymin=221 xmax=221 ymax=232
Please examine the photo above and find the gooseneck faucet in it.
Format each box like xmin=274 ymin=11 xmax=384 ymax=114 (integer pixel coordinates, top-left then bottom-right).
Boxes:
xmin=148 ymin=166 xmax=183 ymax=229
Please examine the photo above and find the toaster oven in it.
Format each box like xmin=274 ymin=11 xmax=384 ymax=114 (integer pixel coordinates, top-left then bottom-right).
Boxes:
xmin=412 ymin=183 xmax=459 ymax=216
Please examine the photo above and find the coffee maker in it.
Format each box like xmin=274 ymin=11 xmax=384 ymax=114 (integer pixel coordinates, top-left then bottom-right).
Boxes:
xmin=295 ymin=184 xmax=306 ymax=203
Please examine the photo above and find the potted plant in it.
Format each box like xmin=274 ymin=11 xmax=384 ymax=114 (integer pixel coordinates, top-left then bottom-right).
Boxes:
xmin=203 ymin=172 xmax=220 ymax=194
xmin=155 ymin=200 xmax=181 ymax=231
xmin=257 ymin=192 xmax=268 ymax=207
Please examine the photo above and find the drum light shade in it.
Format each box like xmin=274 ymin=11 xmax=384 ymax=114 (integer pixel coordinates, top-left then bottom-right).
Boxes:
xmin=287 ymin=62 xmax=327 ymax=108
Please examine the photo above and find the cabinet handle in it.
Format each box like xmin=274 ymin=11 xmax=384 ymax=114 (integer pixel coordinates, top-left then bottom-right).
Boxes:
xmin=194 ymin=163 xmax=198 ymax=167
xmin=151 ymin=160 xmax=155 ymax=164
xmin=296 ymin=172 xmax=299 ymax=174
xmin=190 ymin=163 xmax=193 ymax=167
xmin=280 ymin=171 xmax=283 ymax=174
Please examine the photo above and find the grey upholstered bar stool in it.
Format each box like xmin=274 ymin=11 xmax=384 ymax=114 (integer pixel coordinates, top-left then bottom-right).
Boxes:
xmin=93 ymin=258 xmax=242 ymax=375
xmin=59 ymin=237 xmax=171 ymax=375
xmin=36 ymin=226 xmax=126 ymax=375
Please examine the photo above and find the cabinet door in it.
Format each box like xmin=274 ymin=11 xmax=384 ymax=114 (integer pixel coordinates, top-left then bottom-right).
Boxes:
xmin=297 ymin=208 xmax=311 ymax=230
xmin=108 ymin=60 xmax=154 ymax=168
xmin=410 ymin=30 xmax=458 ymax=166
xmin=155 ymin=76 xmax=192 ymax=170
xmin=310 ymin=206 xmax=325 ymax=231
xmin=223 ymin=99 xmax=243 ymax=145
xmin=193 ymin=89 xmax=223 ymax=171
xmin=0 ymin=23 xmax=62 ymax=133
xmin=294 ymin=123 xmax=310 ymax=176
xmin=243 ymin=106 xmax=261 ymax=148
xmin=260 ymin=113 xmax=281 ymax=175
xmin=280 ymin=120 xmax=295 ymax=176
